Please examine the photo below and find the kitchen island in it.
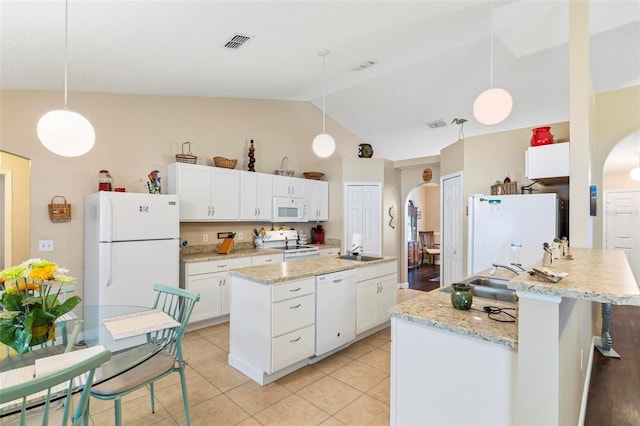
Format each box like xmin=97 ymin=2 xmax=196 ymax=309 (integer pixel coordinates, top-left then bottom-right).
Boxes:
xmin=390 ymin=248 xmax=639 ymax=425
xmin=228 ymin=256 xmax=397 ymax=385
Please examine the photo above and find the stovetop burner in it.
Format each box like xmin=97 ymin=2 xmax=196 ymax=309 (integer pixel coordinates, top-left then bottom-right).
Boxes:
xmin=272 ymin=245 xmax=316 ymax=251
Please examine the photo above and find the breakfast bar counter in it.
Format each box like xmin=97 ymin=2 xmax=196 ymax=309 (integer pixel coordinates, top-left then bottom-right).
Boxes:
xmin=390 ymin=247 xmax=639 ymax=425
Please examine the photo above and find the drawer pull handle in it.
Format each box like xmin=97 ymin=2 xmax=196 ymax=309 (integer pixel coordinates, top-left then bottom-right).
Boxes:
xmin=217 ymin=264 xmax=227 ymax=268
xmin=289 ymin=287 xmax=302 ymax=292
xmin=265 ymin=259 xmax=272 ymax=262
xmin=290 ymin=336 xmax=302 ymax=343
xmin=290 ymin=304 xmax=301 ymax=309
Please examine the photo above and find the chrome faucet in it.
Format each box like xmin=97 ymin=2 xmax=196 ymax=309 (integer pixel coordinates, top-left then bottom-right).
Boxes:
xmin=491 ymin=263 xmax=522 ymax=275
xmin=346 ymin=245 xmax=363 ymax=256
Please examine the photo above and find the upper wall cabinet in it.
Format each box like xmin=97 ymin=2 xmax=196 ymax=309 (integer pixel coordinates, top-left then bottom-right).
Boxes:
xmin=306 ymin=180 xmax=329 ymax=221
xmin=167 ymin=163 xmax=240 ymax=221
xmin=240 ymin=171 xmax=273 ymax=221
xmin=273 ymin=175 xmax=306 ymax=198
xmin=525 ymin=142 xmax=570 ymax=180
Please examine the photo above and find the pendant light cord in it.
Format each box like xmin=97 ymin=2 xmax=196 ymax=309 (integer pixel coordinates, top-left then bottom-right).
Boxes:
xmin=64 ymin=0 xmax=69 ymax=109
xmin=322 ymin=53 xmax=327 ymax=133
xmin=489 ymin=1 xmax=494 ymax=89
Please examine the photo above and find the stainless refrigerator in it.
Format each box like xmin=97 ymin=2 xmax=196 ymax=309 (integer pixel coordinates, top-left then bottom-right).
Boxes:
xmin=83 ymin=192 xmax=179 ymax=349
xmin=467 ymin=193 xmax=560 ymax=275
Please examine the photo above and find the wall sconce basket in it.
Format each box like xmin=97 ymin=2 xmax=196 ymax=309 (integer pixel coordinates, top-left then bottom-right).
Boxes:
xmin=48 ymin=196 xmax=71 ymax=222
xmin=175 ymin=141 xmax=197 ymax=164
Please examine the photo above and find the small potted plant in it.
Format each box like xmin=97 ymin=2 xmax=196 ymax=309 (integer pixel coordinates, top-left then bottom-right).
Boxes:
xmin=0 ymin=259 xmax=80 ymax=354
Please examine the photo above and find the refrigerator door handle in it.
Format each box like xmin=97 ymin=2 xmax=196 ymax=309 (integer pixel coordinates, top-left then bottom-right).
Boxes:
xmin=105 ymin=243 xmax=113 ymax=287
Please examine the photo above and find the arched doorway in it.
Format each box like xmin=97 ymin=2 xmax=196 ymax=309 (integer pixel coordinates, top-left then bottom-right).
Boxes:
xmin=405 ymin=182 xmax=440 ymax=291
xmin=602 ymin=129 xmax=640 ymax=282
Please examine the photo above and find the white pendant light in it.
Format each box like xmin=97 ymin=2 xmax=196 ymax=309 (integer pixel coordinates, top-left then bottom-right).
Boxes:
xmin=473 ymin=2 xmax=513 ymax=125
xmin=630 ymin=153 xmax=640 ymax=181
xmin=37 ymin=0 xmax=95 ymax=157
xmin=312 ymin=50 xmax=336 ymax=158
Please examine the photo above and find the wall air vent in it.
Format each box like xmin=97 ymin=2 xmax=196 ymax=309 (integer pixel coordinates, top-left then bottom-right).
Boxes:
xmin=224 ymin=33 xmax=253 ymax=49
xmin=426 ymin=119 xmax=447 ymax=129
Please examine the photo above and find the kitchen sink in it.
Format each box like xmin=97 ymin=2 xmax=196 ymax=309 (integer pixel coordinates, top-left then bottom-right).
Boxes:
xmin=340 ymin=255 xmax=384 ymax=262
xmin=441 ymin=276 xmax=516 ymax=303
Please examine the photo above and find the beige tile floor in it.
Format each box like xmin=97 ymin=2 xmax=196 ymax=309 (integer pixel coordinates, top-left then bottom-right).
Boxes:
xmin=87 ymin=289 xmax=425 ymax=426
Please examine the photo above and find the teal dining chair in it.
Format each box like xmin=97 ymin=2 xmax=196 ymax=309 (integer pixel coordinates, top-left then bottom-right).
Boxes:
xmin=89 ymin=284 xmax=200 ymax=426
xmin=0 ymin=347 xmax=112 ymax=426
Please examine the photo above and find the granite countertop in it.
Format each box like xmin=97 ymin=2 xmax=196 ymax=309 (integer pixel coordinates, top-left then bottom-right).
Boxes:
xmin=390 ymin=290 xmax=518 ymax=348
xmin=508 ymin=247 xmax=640 ymax=305
xmin=230 ymin=256 xmax=397 ymax=285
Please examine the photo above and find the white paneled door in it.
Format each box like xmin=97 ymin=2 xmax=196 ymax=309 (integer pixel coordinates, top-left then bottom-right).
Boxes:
xmin=605 ymin=190 xmax=640 ymax=283
xmin=441 ymin=172 xmax=463 ymax=286
xmin=345 ymin=184 xmax=381 ymax=255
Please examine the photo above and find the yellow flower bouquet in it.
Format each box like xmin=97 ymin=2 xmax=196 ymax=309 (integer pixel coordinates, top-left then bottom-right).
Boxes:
xmin=0 ymin=259 xmax=80 ymax=353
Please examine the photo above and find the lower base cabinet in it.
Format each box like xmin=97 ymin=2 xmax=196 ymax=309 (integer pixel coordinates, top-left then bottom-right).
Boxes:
xmin=229 ymin=276 xmax=316 ymax=384
xmin=181 ymin=257 xmax=251 ymax=323
xmin=356 ymin=263 xmax=398 ymax=334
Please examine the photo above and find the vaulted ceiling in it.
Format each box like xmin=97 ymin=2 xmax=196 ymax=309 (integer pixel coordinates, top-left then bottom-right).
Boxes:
xmin=1 ymin=1 xmax=639 ymax=170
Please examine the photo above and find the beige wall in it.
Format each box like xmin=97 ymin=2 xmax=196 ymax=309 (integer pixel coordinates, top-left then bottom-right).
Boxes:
xmin=0 ymin=89 xmax=365 ymax=300
xmin=603 ymin=172 xmax=640 ymax=191
xmin=0 ymin=151 xmax=31 ymax=264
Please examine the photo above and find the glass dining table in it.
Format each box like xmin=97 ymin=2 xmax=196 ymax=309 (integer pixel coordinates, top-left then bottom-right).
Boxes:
xmin=0 ymin=305 xmax=178 ymax=420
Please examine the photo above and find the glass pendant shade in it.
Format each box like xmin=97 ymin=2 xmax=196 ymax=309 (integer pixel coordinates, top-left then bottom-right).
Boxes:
xmin=473 ymin=87 xmax=513 ymax=125
xmin=630 ymin=167 xmax=640 ymax=181
xmin=312 ymin=133 xmax=336 ymax=158
xmin=37 ymin=109 xmax=96 ymax=157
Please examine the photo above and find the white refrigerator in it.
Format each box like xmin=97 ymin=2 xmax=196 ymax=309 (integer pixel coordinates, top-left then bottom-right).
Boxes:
xmin=467 ymin=193 xmax=558 ymax=275
xmin=83 ymin=192 xmax=180 ymax=349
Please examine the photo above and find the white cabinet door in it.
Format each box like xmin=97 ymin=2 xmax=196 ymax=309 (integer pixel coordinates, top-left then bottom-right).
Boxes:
xmin=273 ymin=175 xmax=291 ymax=197
xmin=168 ymin=163 xmax=211 ymax=221
xmin=211 ymin=168 xmax=240 ymax=220
xmin=290 ymin=177 xmax=306 ymax=199
xmin=377 ymin=274 xmax=398 ymax=323
xmin=346 ymin=184 xmax=381 ymax=255
xmin=525 ymin=143 xmax=570 ymax=179
xmin=273 ymin=175 xmax=306 ymax=198
xmin=256 ymin=174 xmax=273 ymax=220
xmin=220 ymin=273 xmax=231 ymax=315
xmin=240 ymin=171 xmax=259 ymax=220
xmin=307 ymin=180 xmax=329 ymax=221
xmin=187 ymin=272 xmax=223 ymax=322
xmin=356 ymin=279 xmax=379 ymax=334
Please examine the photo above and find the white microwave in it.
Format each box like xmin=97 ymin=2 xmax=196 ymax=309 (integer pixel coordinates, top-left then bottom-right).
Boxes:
xmin=273 ymin=197 xmax=308 ymax=222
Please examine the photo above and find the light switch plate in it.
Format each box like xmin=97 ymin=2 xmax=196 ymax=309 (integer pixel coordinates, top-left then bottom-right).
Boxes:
xmin=38 ymin=240 xmax=54 ymax=252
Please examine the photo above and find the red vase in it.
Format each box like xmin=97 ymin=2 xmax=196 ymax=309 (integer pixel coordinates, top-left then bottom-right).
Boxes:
xmin=530 ymin=127 xmax=554 ymax=146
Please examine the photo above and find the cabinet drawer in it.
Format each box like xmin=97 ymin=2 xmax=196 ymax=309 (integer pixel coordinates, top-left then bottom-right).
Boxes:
xmin=186 ymin=257 xmax=251 ymax=275
xmin=252 ymin=254 xmax=283 ymax=266
xmin=271 ymin=325 xmax=315 ymax=373
xmin=272 ymin=294 xmax=315 ymax=337
xmin=271 ymin=278 xmax=315 ymax=302
xmin=356 ymin=262 xmax=396 ymax=282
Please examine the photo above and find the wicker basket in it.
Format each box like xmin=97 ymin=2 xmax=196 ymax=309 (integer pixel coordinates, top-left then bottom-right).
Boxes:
xmin=213 ymin=157 xmax=238 ymax=169
xmin=303 ymin=172 xmax=324 ymax=180
xmin=176 ymin=141 xmax=197 ymax=164
xmin=48 ymin=196 xmax=71 ymax=222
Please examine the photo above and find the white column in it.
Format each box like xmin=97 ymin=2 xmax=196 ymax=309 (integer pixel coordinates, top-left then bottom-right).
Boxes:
xmin=515 ymin=291 xmax=562 ymax=425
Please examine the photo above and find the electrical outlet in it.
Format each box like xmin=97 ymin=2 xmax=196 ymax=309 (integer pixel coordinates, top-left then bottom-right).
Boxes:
xmin=238 ymin=232 xmax=243 ymax=241
xmin=202 ymin=234 xmax=209 ymax=243
xmin=38 ymin=240 xmax=54 ymax=252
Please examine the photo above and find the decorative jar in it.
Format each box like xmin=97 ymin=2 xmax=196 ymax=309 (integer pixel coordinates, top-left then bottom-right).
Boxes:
xmin=530 ymin=126 xmax=554 ymax=146
xmin=451 ymin=283 xmax=473 ymax=310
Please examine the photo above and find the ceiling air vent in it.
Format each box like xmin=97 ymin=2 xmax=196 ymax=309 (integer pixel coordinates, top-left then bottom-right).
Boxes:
xmin=426 ymin=119 xmax=447 ymax=129
xmin=224 ymin=33 xmax=253 ymax=49
xmin=354 ymin=60 xmax=376 ymax=71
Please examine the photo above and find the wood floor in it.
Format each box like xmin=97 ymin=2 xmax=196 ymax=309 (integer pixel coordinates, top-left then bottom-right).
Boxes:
xmin=408 ymin=268 xmax=640 ymax=424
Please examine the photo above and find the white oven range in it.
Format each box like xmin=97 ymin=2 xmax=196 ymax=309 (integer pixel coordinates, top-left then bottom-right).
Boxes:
xmin=262 ymin=229 xmax=320 ymax=261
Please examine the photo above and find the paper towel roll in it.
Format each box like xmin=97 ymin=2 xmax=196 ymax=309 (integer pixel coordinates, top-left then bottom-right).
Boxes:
xmin=352 ymin=233 xmax=363 ymax=249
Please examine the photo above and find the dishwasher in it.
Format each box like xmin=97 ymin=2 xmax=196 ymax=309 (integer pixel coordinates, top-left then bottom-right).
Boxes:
xmin=315 ymin=269 xmax=357 ymax=356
